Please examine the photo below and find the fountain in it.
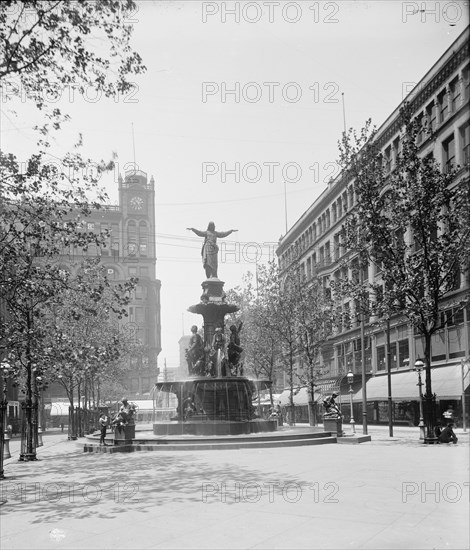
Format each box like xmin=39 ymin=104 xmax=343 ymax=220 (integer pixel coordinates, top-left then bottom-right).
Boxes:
xmin=153 ymin=223 xmax=277 ymax=436
xmin=153 ymin=277 xmax=277 ymax=436
xmin=84 ymin=222 xmax=340 ymax=451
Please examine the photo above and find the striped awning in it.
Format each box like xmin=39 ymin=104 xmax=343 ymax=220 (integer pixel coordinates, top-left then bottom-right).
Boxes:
xmin=354 ymin=364 xmax=468 ymax=402
xmin=314 ymin=376 xmax=344 ymax=395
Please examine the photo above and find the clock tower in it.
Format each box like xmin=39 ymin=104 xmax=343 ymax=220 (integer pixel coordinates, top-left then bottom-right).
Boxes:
xmin=118 ymin=168 xmax=161 ymax=394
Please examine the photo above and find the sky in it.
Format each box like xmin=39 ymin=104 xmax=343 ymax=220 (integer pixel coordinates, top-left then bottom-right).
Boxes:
xmin=2 ymin=0 xmax=468 ymax=369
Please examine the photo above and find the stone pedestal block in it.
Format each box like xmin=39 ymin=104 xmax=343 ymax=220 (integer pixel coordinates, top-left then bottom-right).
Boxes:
xmin=323 ymin=416 xmax=343 ymax=435
xmin=114 ymin=424 xmax=135 ymax=445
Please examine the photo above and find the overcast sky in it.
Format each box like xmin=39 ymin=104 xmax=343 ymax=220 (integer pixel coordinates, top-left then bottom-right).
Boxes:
xmin=3 ymin=0 xmax=468 ymax=369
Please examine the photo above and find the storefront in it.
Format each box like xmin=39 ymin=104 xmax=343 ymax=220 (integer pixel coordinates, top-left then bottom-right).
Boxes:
xmin=351 ymin=364 xmax=470 ymax=427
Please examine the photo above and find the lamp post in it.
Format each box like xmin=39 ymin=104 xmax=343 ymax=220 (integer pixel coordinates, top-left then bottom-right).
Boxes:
xmin=346 ymin=369 xmax=355 ymax=434
xmin=0 ymin=362 xmax=11 ymax=479
xmin=414 ymin=359 xmax=426 ymax=441
xmin=462 ymin=358 xmax=469 ymax=432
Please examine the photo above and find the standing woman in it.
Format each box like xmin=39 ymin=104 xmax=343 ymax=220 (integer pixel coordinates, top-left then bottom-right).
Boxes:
xmin=187 ymin=222 xmax=237 ymax=278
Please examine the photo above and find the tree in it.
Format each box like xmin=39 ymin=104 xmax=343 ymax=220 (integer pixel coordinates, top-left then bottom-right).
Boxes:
xmin=43 ymin=259 xmax=137 ymax=438
xmin=1 ymin=0 xmax=146 ymax=459
xmin=1 ymin=1 xmax=145 ymax=114
xmin=337 ymin=103 xmax=470 ymax=440
xmin=255 ymin=261 xmax=301 ymax=425
xmin=290 ymin=262 xmax=333 ymax=426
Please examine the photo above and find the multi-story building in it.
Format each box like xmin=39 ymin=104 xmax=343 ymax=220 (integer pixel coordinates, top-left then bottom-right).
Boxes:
xmin=276 ymin=28 xmax=469 ymax=426
xmin=46 ymin=168 xmax=162 ymax=401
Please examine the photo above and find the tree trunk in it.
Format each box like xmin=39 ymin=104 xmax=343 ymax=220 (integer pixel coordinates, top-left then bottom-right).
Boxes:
xmin=423 ymin=331 xmax=437 ymax=442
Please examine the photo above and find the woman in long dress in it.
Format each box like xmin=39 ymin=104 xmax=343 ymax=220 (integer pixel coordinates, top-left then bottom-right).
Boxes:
xmin=187 ymin=222 xmax=237 ymax=278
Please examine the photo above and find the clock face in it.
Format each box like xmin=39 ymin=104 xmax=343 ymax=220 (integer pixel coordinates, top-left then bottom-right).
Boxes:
xmin=130 ymin=196 xmax=144 ymax=211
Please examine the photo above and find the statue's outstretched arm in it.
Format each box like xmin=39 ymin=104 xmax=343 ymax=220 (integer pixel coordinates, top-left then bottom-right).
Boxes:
xmin=215 ymin=229 xmax=238 ymax=238
xmin=187 ymin=227 xmax=206 ymax=238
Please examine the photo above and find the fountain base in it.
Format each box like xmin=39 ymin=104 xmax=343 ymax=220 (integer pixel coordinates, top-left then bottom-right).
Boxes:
xmin=153 ymin=418 xmax=278 ymax=436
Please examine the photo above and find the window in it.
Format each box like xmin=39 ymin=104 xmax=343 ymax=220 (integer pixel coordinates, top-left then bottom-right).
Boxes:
xmin=398 ymin=339 xmax=409 ymax=368
xmin=140 ymin=266 xmax=149 ymax=277
xmin=337 ymin=198 xmax=342 ymax=218
xmin=87 ymin=222 xmax=95 ymax=231
xmin=426 ymin=101 xmax=437 ymax=133
xmin=460 ymin=122 xmax=470 ymax=166
xmin=307 ymin=257 xmax=312 ymax=280
xmin=392 ymin=138 xmax=401 ymax=168
xmin=463 ymin=65 xmax=469 ymax=101
xmin=384 ymin=145 xmax=392 ymax=173
xmin=135 ymin=307 xmax=145 ymax=324
xmin=342 ymin=191 xmax=348 ymax=211
xmin=129 ymin=267 xmax=138 ymax=276
xmin=334 ymin=233 xmax=340 ymax=261
xmin=325 ymin=242 xmax=331 ymax=265
xmin=348 ymin=186 xmax=354 ymax=206
xmin=449 ymin=77 xmax=460 ymax=114
xmin=416 ymin=112 xmax=424 ymax=144
xmin=437 ymin=89 xmax=448 ymax=124
xmin=376 ymin=346 xmax=385 ymax=371
xmin=332 ymin=203 xmax=337 ymax=223
xmin=343 ymin=302 xmax=351 ymax=330
xmin=442 ymin=134 xmax=455 ymax=173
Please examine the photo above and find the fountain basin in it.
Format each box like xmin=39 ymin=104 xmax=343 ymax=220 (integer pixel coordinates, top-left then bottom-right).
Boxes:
xmin=152 ymin=377 xmax=276 ymax=436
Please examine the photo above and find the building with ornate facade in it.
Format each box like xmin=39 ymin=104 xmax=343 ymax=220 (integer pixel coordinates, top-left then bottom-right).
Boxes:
xmin=276 ymin=29 xmax=469 ymax=426
xmin=45 ymin=168 xmax=162 ymax=402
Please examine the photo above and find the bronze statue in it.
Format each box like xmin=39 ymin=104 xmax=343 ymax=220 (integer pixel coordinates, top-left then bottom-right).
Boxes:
xmin=187 ymin=222 xmax=238 ymax=278
xmin=227 ymin=322 xmax=244 ymax=376
xmin=322 ymin=393 xmax=342 ymax=418
xmin=186 ymin=325 xmax=205 ymax=376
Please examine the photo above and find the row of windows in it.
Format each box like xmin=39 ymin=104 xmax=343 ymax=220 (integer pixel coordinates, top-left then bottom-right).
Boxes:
xmin=280 ymin=186 xmax=355 ymax=268
xmin=416 ymin=66 xmax=469 ymax=144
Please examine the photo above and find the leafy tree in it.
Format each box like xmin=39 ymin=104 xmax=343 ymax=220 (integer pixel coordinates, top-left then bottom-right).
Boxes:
xmin=255 ymin=261 xmax=299 ymax=425
xmin=1 ymin=0 xmax=145 ymax=115
xmin=337 ymin=103 xmax=470 ymax=439
xmin=0 ymin=0 xmax=146 ymax=458
xmin=43 ymin=259 xmax=137 ymax=438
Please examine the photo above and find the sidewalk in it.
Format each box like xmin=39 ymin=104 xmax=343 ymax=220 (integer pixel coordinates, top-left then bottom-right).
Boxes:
xmin=1 ymin=425 xmax=468 ymax=549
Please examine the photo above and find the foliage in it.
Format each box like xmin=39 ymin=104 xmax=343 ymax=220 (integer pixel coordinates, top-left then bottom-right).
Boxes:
xmin=43 ymin=259 xmax=137 ymax=408
xmin=0 ymin=0 xmax=146 ymax=452
xmin=336 ymin=103 xmax=470 ymax=436
xmin=337 ymin=104 xmax=469 ymax=352
xmin=1 ymin=0 xmax=145 ymax=114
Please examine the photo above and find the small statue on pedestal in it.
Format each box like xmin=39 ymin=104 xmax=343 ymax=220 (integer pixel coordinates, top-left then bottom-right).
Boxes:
xmin=322 ymin=393 xmax=343 ymax=419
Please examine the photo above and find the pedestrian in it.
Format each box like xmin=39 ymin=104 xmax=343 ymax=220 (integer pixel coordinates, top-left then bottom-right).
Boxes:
xmin=60 ymin=422 xmax=64 ymax=432
xmin=434 ymin=422 xmax=442 ymax=438
xmin=438 ymin=423 xmax=458 ymax=444
xmin=99 ymin=412 xmax=109 ymax=446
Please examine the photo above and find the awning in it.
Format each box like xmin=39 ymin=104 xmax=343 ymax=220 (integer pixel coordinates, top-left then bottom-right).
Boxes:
xmin=278 ymin=387 xmax=321 ymax=406
xmin=314 ymin=376 xmax=343 ymax=395
xmin=354 ymin=365 xmax=468 ymax=402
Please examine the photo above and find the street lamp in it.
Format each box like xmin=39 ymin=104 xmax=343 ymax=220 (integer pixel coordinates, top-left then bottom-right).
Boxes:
xmin=413 ymin=359 xmax=426 ymax=440
xmin=346 ymin=369 xmax=355 ymax=434
xmin=1 ymin=361 xmax=11 ymax=479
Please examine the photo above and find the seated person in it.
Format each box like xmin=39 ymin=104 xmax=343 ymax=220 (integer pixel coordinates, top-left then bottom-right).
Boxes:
xmin=438 ymin=423 xmax=458 ymax=444
xmin=323 ymin=393 xmax=342 ymax=418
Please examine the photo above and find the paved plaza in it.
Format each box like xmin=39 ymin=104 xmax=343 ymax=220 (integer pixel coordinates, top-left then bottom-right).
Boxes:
xmin=0 ymin=426 xmax=468 ymax=550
